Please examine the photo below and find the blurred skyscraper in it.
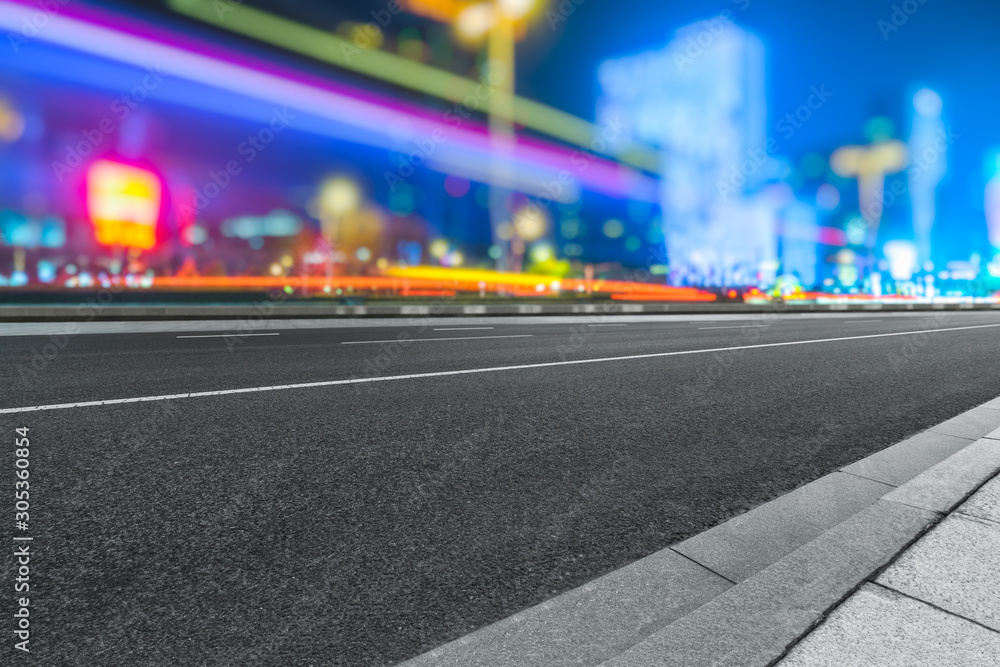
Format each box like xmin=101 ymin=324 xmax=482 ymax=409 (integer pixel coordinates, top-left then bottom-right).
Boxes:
xmin=779 ymin=197 xmax=819 ymax=289
xmin=597 ymin=17 xmax=770 ymax=286
xmin=908 ymin=88 xmax=947 ymax=268
xmin=985 ymin=150 xmax=1000 ymax=253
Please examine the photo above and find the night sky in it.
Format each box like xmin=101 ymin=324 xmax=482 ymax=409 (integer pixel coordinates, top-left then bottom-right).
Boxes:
xmin=135 ymin=0 xmax=1000 ymax=256
xmin=524 ymin=0 xmax=1000 ymax=254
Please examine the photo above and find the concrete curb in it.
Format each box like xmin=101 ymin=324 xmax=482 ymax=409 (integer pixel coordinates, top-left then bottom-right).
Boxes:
xmin=396 ymin=398 xmax=1000 ymax=666
xmin=776 ymin=470 xmax=1000 ymax=665
xmin=1 ymin=301 xmax=999 ymax=321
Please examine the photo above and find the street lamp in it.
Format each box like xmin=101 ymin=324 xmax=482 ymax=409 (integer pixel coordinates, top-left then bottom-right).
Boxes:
xmin=830 ymin=139 xmax=907 ymax=281
xmin=403 ymin=1 xmax=541 ymax=273
xmin=318 ymin=176 xmax=361 ymax=290
xmin=454 ymin=3 xmax=496 ymax=40
xmin=475 ymin=0 xmax=539 ymax=274
xmin=453 ymin=0 xmax=537 ymax=40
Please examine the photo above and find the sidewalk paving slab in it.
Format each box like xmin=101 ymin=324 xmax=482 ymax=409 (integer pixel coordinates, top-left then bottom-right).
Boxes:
xmin=882 ymin=437 xmax=1000 ymax=513
xmin=672 ymin=472 xmax=893 ymax=583
xmin=601 ymin=499 xmax=936 ymax=667
xmin=877 ymin=515 xmax=1000 ymax=632
xmin=777 ymin=584 xmax=1000 ymax=667
xmin=958 ymin=475 xmax=1000 ymax=524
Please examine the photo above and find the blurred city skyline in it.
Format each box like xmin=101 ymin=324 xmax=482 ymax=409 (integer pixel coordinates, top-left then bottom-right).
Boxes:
xmin=1 ymin=0 xmax=998 ymax=300
xmin=249 ymin=0 xmax=995 ymax=255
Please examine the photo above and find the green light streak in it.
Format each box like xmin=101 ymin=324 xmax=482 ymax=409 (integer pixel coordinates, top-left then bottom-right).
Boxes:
xmin=166 ymin=0 xmax=660 ymax=173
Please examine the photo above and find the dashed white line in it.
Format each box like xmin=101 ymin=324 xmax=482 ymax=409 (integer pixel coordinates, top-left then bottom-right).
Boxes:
xmin=177 ymin=333 xmax=280 ymax=339
xmin=432 ymin=327 xmax=494 ymax=331
xmin=341 ymin=334 xmax=532 ymax=345
xmin=698 ymin=325 xmax=769 ymax=330
xmin=586 ymin=324 xmax=628 ymax=327
xmin=6 ymin=322 xmax=1000 ymax=414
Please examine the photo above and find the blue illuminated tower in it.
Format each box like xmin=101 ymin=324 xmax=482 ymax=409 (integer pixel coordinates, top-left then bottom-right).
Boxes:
xmin=986 ymin=151 xmax=1000 ymax=253
xmin=908 ymin=89 xmax=947 ymax=269
xmin=597 ymin=18 xmax=770 ymax=286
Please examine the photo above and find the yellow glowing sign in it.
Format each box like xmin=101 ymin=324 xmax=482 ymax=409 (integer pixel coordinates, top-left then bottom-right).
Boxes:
xmin=0 ymin=98 xmax=25 ymax=142
xmin=87 ymin=161 xmax=161 ymax=250
xmin=830 ymin=140 xmax=907 ymax=232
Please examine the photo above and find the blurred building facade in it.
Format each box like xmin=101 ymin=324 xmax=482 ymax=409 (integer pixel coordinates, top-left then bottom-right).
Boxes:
xmin=0 ymin=0 xmax=690 ymax=300
xmin=598 ymin=18 xmax=775 ymax=287
xmin=0 ymin=0 xmax=993 ymax=301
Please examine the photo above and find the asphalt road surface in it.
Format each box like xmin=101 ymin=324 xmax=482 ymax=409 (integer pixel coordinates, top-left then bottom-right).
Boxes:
xmin=3 ymin=311 xmax=1000 ymax=665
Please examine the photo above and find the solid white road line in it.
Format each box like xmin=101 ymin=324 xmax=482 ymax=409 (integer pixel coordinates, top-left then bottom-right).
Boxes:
xmin=432 ymin=327 xmax=494 ymax=331
xmin=586 ymin=324 xmax=628 ymax=327
xmin=5 ymin=322 xmax=1000 ymax=415
xmin=341 ymin=334 xmax=532 ymax=345
xmin=177 ymin=333 xmax=280 ymax=339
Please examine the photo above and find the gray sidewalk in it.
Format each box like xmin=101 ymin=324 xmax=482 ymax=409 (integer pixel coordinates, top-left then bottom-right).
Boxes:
xmin=777 ymin=471 xmax=1000 ymax=666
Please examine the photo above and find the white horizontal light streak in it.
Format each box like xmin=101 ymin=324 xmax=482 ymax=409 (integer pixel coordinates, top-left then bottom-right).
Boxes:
xmin=0 ymin=1 xmax=653 ymax=200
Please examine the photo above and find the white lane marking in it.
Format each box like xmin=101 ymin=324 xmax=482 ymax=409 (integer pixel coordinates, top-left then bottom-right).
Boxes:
xmin=698 ymin=325 xmax=769 ymax=330
xmin=433 ymin=327 xmax=494 ymax=331
xmin=586 ymin=324 xmax=627 ymax=327
xmin=341 ymin=334 xmax=532 ymax=345
xmin=5 ymin=322 xmax=1000 ymax=414
xmin=177 ymin=333 xmax=280 ymax=339
xmin=843 ymin=320 xmax=882 ymax=323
